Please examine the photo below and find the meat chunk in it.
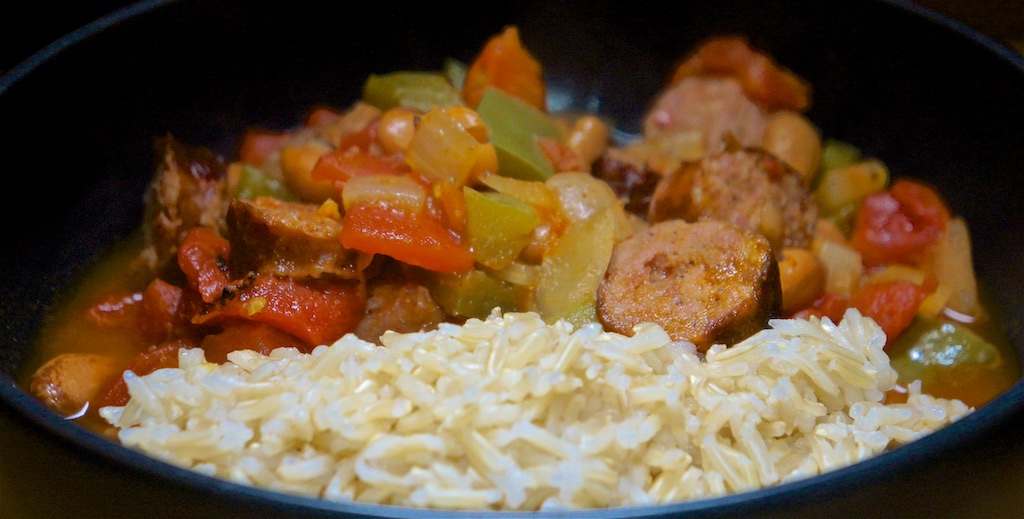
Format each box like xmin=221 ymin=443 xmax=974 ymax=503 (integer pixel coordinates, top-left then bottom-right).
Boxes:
xmin=647 ymin=148 xmax=817 ymax=253
xmin=29 ymin=353 xmax=121 ymax=417
xmin=593 ymin=147 xmax=671 ymax=218
xmin=643 ymin=76 xmax=769 ymax=153
xmin=354 ymin=280 xmax=446 ymax=344
xmin=596 ymin=219 xmax=781 ymax=351
xmin=227 ymin=196 xmax=368 ymax=280
xmin=139 ymin=136 xmax=230 ymax=275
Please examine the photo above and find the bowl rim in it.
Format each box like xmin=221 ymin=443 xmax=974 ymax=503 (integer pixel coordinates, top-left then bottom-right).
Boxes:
xmin=2 ymin=0 xmax=1023 ymax=516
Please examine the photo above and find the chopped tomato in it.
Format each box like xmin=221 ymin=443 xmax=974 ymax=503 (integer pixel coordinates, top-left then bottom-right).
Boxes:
xmin=95 ymin=339 xmax=193 ymax=408
xmin=341 ymin=203 xmax=475 ymax=273
xmin=310 ymin=148 xmax=410 ymax=187
xmin=239 ymin=129 xmax=291 ymax=166
xmin=177 ymin=227 xmax=232 ymax=303
xmin=671 ymin=36 xmax=811 ymax=112
xmin=463 ymin=26 xmax=547 ymax=111
xmin=336 ymin=118 xmax=379 ymax=152
xmin=139 ymin=278 xmax=190 ymax=343
xmin=199 ymin=321 xmax=308 ymax=363
xmin=850 ymin=179 xmax=951 ymax=268
xmin=850 ymin=280 xmax=929 ymax=343
xmin=193 ymin=274 xmax=365 ymax=347
xmin=791 ymin=292 xmax=849 ymax=322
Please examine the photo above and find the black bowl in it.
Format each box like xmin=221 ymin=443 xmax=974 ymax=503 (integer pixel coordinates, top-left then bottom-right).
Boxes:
xmin=2 ymin=1 xmax=1022 ymax=517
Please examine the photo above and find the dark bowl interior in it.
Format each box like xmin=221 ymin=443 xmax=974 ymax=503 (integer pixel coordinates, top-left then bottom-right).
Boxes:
xmin=2 ymin=0 xmax=1022 ymax=517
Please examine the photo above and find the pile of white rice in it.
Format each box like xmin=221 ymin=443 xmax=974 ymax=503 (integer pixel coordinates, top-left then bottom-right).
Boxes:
xmin=100 ymin=308 xmax=970 ymax=511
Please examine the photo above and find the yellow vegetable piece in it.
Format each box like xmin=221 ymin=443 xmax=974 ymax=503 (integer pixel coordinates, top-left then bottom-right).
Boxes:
xmin=535 ymin=208 xmax=615 ymax=326
xmin=406 ymin=107 xmax=481 ymax=186
xmin=279 ymin=140 xmax=335 ymax=202
xmin=778 ymin=248 xmax=825 ymax=315
xmin=815 ymin=159 xmax=889 ymax=219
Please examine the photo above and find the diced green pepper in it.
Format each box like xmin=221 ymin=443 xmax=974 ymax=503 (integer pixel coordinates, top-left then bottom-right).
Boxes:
xmin=463 ymin=187 xmax=541 ymax=270
xmin=426 ymin=269 xmax=521 ymax=320
xmin=444 ymin=57 xmax=468 ymax=92
xmin=535 ymin=208 xmax=615 ymax=327
xmin=889 ymin=315 xmax=1003 ymax=386
xmin=814 ymin=159 xmax=888 ymax=233
xmin=476 ymin=87 xmax=563 ymax=181
xmin=362 ymin=72 xmax=462 ymax=113
xmin=233 ymin=164 xmax=299 ymax=201
xmin=819 ymin=139 xmax=862 ymax=177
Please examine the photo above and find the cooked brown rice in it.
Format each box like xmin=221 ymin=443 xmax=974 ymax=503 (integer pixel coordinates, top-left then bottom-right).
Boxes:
xmin=99 ymin=308 xmax=970 ymax=511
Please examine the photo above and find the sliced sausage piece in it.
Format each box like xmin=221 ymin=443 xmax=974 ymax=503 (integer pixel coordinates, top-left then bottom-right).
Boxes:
xmin=643 ymin=76 xmax=768 ymax=153
xmin=227 ymin=196 xmax=368 ymax=280
xmin=648 ymin=148 xmax=817 ymax=253
xmin=354 ymin=279 xmax=447 ymax=345
xmin=592 ymin=150 xmax=662 ymax=218
xmin=139 ymin=136 xmax=230 ymax=276
xmin=29 ymin=353 xmax=122 ymax=417
xmin=596 ymin=219 xmax=781 ymax=351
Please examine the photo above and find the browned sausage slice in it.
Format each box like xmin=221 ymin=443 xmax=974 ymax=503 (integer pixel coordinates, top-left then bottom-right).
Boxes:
xmin=139 ymin=136 xmax=230 ymax=275
xmin=643 ymin=76 xmax=768 ymax=152
xmin=354 ymin=280 xmax=446 ymax=345
xmin=647 ymin=148 xmax=816 ymax=253
xmin=596 ymin=219 xmax=781 ymax=351
xmin=227 ymin=196 xmax=368 ymax=280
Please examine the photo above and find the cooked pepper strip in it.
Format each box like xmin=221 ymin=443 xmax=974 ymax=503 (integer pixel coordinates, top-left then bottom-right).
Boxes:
xmin=193 ymin=274 xmax=365 ymax=347
xmin=463 ymin=26 xmax=546 ymax=111
xmin=341 ymin=203 xmax=474 ymax=273
xmin=363 ymin=71 xmax=463 ymax=113
xmin=671 ymin=35 xmax=811 ymax=112
xmin=177 ymin=227 xmax=232 ymax=304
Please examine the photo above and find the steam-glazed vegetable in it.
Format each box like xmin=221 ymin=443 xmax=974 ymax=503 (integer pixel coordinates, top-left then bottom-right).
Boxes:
xmin=22 ymin=29 xmax=1018 ymax=443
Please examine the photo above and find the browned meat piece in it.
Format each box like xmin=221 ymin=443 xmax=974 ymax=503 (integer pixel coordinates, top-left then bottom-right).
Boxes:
xmin=354 ymin=280 xmax=446 ymax=344
xmin=647 ymin=148 xmax=817 ymax=253
xmin=643 ymin=76 xmax=768 ymax=153
xmin=29 ymin=353 xmax=122 ymax=417
xmin=596 ymin=219 xmax=781 ymax=351
xmin=592 ymin=151 xmax=662 ymax=218
xmin=227 ymin=196 xmax=369 ymax=280
xmin=139 ymin=136 xmax=230 ymax=275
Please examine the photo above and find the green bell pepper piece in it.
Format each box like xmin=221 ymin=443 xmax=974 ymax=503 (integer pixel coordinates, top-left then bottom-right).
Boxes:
xmin=362 ymin=71 xmax=462 ymax=113
xmin=463 ymin=187 xmax=541 ymax=270
xmin=476 ymin=87 xmax=563 ymax=181
xmin=426 ymin=269 xmax=522 ymax=320
xmin=888 ymin=315 xmax=1003 ymax=386
xmin=233 ymin=164 xmax=299 ymax=201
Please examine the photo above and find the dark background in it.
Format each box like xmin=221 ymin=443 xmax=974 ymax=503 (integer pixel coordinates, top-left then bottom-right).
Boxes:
xmin=2 ymin=0 xmax=1022 ymax=75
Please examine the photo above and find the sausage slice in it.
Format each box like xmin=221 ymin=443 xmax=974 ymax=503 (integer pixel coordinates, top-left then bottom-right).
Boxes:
xmin=139 ymin=136 xmax=230 ymax=276
xmin=227 ymin=196 xmax=368 ymax=280
xmin=643 ymin=76 xmax=768 ymax=152
xmin=596 ymin=219 xmax=781 ymax=350
xmin=647 ymin=147 xmax=817 ymax=253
